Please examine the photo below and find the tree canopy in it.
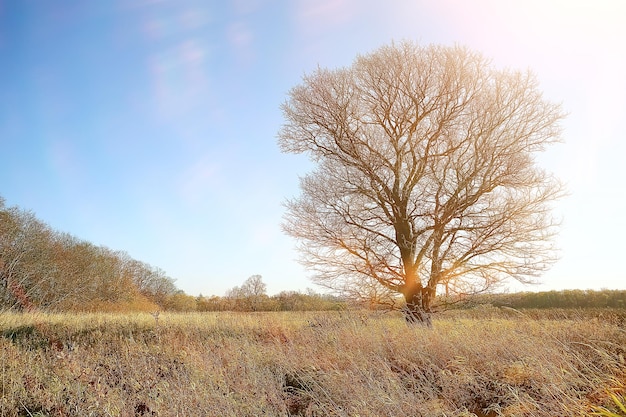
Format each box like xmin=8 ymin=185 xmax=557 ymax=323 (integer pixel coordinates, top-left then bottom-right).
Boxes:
xmin=279 ymin=42 xmax=564 ymax=323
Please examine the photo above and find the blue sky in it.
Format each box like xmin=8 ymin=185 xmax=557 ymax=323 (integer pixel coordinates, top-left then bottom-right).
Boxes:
xmin=1 ymin=0 xmax=625 ymax=296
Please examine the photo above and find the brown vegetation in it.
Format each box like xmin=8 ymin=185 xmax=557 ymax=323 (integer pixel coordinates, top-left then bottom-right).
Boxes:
xmin=1 ymin=309 xmax=624 ymax=416
xmin=0 ymin=197 xmax=178 ymax=312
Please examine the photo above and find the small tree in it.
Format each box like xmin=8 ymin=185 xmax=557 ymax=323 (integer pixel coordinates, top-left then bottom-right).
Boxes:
xmin=279 ymin=42 xmax=564 ymax=324
xmin=226 ymin=275 xmax=268 ymax=311
xmin=240 ymin=274 xmax=267 ymax=298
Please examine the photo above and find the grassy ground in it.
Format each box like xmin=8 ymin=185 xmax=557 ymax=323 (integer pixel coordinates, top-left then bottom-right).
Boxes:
xmin=0 ymin=309 xmax=625 ymax=416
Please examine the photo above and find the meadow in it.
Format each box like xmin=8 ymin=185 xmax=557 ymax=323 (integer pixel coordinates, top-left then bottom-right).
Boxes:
xmin=1 ymin=309 xmax=625 ymax=417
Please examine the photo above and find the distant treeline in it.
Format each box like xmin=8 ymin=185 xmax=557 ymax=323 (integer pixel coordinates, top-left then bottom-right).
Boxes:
xmin=0 ymin=197 xmax=343 ymax=313
xmin=459 ymin=289 xmax=626 ymax=310
xmin=1 ymin=197 xmax=178 ymax=312
xmin=165 ymin=289 xmax=626 ymax=312
xmin=160 ymin=274 xmax=345 ymax=312
xmin=165 ymin=291 xmax=345 ymax=312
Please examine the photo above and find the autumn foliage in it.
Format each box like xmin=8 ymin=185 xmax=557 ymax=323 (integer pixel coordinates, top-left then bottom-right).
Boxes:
xmin=0 ymin=197 xmax=177 ymax=312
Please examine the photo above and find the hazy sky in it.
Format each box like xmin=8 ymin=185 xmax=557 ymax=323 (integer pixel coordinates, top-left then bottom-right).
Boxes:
xmin=1 ymin=0 xmax=625 ymax=296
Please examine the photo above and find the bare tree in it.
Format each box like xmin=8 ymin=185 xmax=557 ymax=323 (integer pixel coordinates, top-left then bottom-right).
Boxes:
xmin=0 ymin=200 xmax=53 ymax=311
xmin=240 ymin=274 xmax=267 ymax=298
xmin=226 ymin=275 xmax=268 ymax=311
xmin=278 ymin=42 xmax=564 ymax=324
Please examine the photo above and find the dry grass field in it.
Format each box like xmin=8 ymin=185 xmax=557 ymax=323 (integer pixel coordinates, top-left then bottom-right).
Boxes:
xmin=1 ymin=309 xmax=625 ymax=416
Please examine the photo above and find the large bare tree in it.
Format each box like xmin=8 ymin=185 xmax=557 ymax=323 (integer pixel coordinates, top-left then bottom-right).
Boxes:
xmin=278 ymin=42 xmax=564 ymax=324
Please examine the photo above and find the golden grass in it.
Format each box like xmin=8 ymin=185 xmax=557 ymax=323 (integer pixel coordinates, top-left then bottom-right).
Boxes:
xmin=0 ymin=310 xmax=625 ymax=416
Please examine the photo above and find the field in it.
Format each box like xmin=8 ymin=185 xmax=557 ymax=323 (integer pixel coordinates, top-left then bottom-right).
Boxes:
xmin=1 ymin=309 xmax=625 ymax=416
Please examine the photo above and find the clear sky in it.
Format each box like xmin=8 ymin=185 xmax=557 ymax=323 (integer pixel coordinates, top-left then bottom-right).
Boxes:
xmin=1 ymin=0 xmax=624 ymax=296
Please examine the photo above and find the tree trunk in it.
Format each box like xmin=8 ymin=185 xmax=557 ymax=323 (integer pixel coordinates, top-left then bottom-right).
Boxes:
xmin=402 ymin=286 xmax=433 ymax=327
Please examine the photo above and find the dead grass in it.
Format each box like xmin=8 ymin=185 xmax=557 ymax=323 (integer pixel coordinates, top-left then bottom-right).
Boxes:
xmin=0 ymin=310 xmax=625 ymax=416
